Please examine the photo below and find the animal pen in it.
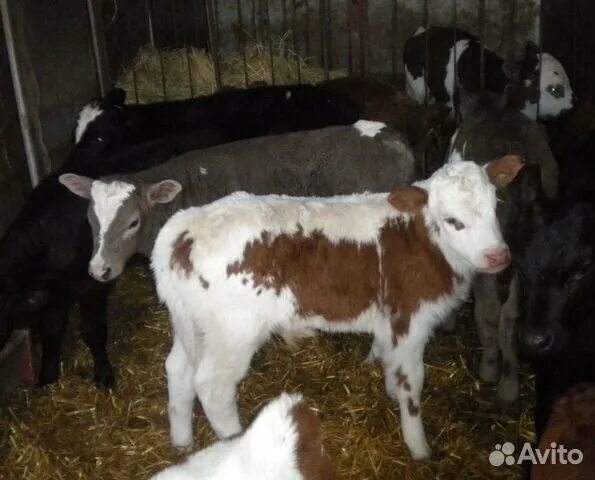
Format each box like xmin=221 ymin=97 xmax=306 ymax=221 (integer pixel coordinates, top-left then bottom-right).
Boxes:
xmin=0 ymin=0 xmax=593 ymax=479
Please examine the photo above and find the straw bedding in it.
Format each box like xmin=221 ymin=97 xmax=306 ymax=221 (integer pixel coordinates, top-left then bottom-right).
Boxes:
xmin=0 ymin=260 xmax=535 ymax=479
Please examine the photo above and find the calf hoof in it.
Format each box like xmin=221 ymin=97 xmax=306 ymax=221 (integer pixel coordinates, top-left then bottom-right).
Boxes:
xmin=95 ymin=365 xmax=116 ymax=390
xmin=409 ymin=441 xmax=432 ymax=461
xmin=497 ymin=378 xmax=519 ymax=406
xmin=478 ymin=359 xmax=499 ymax=384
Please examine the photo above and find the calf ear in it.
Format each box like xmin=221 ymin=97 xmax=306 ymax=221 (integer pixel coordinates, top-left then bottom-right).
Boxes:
xmin=58 ymin=173 xmax=93 ymax=199
xmin=486 ymin=155 xmax=526 ymax=188
xmin=147 ymin=180 xmax=182 ymax=205
xmin=388 ymin=186 xmax=428 ymax=214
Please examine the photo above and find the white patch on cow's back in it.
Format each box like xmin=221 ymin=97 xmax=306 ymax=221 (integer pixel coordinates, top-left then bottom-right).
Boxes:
xmin=414 ymin=26 xmax=426 ymax=36
xmin=285 ymin=90 xmax=292 ymax=100
xmin=199 ymin=166 xmax=208 ymax=175
xmin=354 ymin=119 xmax=386 ymax=138
xmin=75 ymin=103 xmax=103 ymax=144
xmin=444 ymin=39 xmax=471 ymax=106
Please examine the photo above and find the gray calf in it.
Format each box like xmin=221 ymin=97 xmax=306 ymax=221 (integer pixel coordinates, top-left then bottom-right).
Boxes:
xmin=449 ymin=91 xmax=559 ymax=404
xmin=59 ymin=121 xmax=416 ymax=282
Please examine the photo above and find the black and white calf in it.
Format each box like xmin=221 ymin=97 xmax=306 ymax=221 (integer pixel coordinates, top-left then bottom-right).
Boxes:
xmin=74 ymin=84 xmax=359 ymax=157
xmin=403 ymin=26 xmax=575 ymax=120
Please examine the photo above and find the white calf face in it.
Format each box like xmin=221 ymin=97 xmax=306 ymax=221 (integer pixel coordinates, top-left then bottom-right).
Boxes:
xmin=523 ymin=53 xmax=574 ymax=120
xmin=423 ymin=161 xmax=510 ymax=274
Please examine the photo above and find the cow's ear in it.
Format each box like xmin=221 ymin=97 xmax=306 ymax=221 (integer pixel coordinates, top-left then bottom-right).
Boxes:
xmin=147 ymin=180 xmax=182 ymax=205
xmin=502 ymin=61 xmax=523 ymax=82
xmin=486 ymin=155 xmax=526 ymax=189
xmin=388 ymin=186 xmax=428 ymax=214
xmin=58 ymin=173 xmax=93 ymax=199
xmin=104 ymin=88 xmax=126 ymax=106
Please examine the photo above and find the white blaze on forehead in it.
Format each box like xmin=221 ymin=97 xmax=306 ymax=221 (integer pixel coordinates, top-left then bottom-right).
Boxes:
xmin=91 ymin=180 xmax=136 ymax=247
xmin=75 ymin=103 xmax=103 ymax=143
xmin=354 ymin=120 xmax=386 ymax=138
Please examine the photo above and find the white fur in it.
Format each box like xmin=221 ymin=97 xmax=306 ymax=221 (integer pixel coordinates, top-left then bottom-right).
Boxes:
xmin=199 ymin=167 xmax=208 ymax=175
xmin=405 ymin=64 xmax=429 ymax=105
xmin=521 ymin=53 xmax=574 ymax=120
xmin=75 ymin=103 xmax=103 ymax=144
xmin=89 ymin=180 xmax=136 ymax=277
xmin=353 ymin=119 xmax=385 ymax=138
xmin=285 ymin=90 xmax=292 ymax=100
xmin=444 ymin=39 xmax=471 ymax=107
xmin=151 ymin=393 xmax=307 ymax=480
xmin=151 ymin=161 xmax=507 ymax=460
xmin=414 ymin=26 xmax=426 ymax=36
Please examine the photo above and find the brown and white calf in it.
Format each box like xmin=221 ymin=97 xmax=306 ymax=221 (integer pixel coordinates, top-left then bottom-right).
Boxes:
xmin=151 ymin=393 xmax=336 ymax=480
xmin=151 ymin=158 xmax=523 ymax=459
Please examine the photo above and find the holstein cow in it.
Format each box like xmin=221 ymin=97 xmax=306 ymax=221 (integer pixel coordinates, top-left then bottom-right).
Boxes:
xmin=0 ymin=83 xmax=359 ymax=389
xmin=74 ymin=85 xmax=359 ymax=157
xmin=448 ymin=90 xmax=558 ymax=404
xmin=403 ymin=26 xmax=575 ymax=120
xmin=150 ymin=158 xmax=523 ymax=459
xmin=517 ymin=202 xmax=595 ymax=437
xmin=59 ymin=121 xmax=416 ymax=283
xmin=151 ymin=393 xmax=337 ymax=480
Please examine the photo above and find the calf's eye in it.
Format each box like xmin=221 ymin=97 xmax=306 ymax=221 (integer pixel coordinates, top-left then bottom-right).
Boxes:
xmin=445 ymin=217 xmax=465 ymax=231
xmin=128 ymin=218 xmax=139 ymax=230
xmin=547 ymin=85 xmax=565 ymax=98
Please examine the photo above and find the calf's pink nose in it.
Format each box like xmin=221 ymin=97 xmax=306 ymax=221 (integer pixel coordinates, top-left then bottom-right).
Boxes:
xmin=484 ymin=247 xmax=510 ymax=269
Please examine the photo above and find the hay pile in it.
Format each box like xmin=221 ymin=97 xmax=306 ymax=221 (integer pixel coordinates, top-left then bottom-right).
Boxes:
xmin=0 ymin=261 xmax=535 ymax=479
xmin=118 ymin=41 xmax=347 ymax=103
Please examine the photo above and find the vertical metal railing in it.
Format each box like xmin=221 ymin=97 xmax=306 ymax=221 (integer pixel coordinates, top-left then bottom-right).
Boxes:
xmin=292 ymin=0 xmax=302 ymax=84
xmin=206 ymin=0 xmax=222 ymax=90
xmin=478 ymin=0 xmax=486 ymax=90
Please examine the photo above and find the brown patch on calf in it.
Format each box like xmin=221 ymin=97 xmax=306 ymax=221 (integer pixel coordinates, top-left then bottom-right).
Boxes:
xmin=380 ymin=216 xmax=455 ymax=343
xmin=407 ymin=398 xmax=420 ymax=416
xmin=395 ymin=367 xmax=411 ymax=392
xmin=486 ymin=155 xmax=526 ymax=189
xmin=228 ymin=229 xmax=380 ymax=321
xmin=227 ymin=215 xmax=455 ymax=340
xmin=292 ymin=402 xmax=337 ymax=480
xmin=170 ymin=231 xmax=194 ymax=276
xmin=533 ymin=383 xmax=595 ymax=480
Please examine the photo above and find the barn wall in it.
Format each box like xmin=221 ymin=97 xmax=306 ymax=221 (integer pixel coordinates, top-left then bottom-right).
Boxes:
xmin=213 ymin=0 xmax=540 ymax=79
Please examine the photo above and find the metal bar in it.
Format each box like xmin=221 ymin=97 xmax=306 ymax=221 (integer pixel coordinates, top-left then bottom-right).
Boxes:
xmin=391 ymin=0 xmax=398 ymax=82
xmin=131 ymin=63 xmax=140 ymax=103
xmin=87 ymin=0 xmax=112 ymax=96
xmin=507 ymin=0 xmax=516 ymax=59
xmin=281 ymin=0 xmax=288 ymax=58
xmin=237 ymin=0 xmax=249 ymax=87
xmin=346 ymin=0 xmax=353 ymax=76
xmin=251 ymin=0 xmax=257 ymax=40
xmin=185 ymin=45 xmax=194 ymax=97
xmin=145 ymin=0 xmax=156 ymax=47
xmin=478 ymin=0 xmax=485 ymax=90
xmin=319 ymin=0 xmax=329 ymax=80
xmin=325 ymin=0 xmax=332 ymax=70
xmin=206 ymin=0 xmax=222 ymax=90
xmin=453 ymin=0 xmax=458 ymax=122
xmin=358 ymin=0 xmax=369 ymax=78
xmin=264 ymin=0 xmax=275 ymax=85
xmin=0 ymin=0 xmax=42 ymax=186
xmin=536 ymin=0 xmax=544 ymax=120
xmin=170 ymin=0 xmax=179 ymax=47
xmin=423 ymin=0 xmax=429 ymax=106
xmin=304 ymin=0 xmax=311 ymax=57
xmin=292 ymin=0 xmax=302 ymax=83
xmin=571 ymin=0 xmax=578 ymax=91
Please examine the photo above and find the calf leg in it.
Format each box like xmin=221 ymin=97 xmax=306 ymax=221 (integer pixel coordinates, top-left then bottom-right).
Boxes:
xmin=194 ymin=338 xmax=256 ymax=439
xmin=166 ymin=335 xmax=196 ymax=450
xmin=38 ymin=296 xmax=70 ymax=386
xmin=497 ymin=274 xmax=520 ymax=405
xmin=473 ymin=276 xmax=502 ymax=384
xmin=77 ymin=281 xmax=114 ymax=389
xmin=383 ymin=340 xmax=430 ymax=460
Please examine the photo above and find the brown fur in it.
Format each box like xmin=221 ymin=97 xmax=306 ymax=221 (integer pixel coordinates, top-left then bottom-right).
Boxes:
xmin=292 ymin=402 xmax=337 ymax=480
xmin=395 ymin=366 xmax=411 ymax=392
xmin=532 ymin=384 xmax=595 ymax=480
xmin=170 ymin=231 xmax=194 ymax=276
xmin=485 ymin=155 xmax=526 ymax=189
xmin=227 ymin=213 xmax=455 ymax=344
xmin=408 ymin=398 xmax=420 ymax=416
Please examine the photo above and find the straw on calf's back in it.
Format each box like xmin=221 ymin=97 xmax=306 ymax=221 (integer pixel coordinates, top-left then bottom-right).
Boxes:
xmin=151 ymin=157 xmax=523 ymax=460
xmin=151 ymin=393 xmax=337 ymax=480
xmin=60 ymin=121 xmax=416 ymax=283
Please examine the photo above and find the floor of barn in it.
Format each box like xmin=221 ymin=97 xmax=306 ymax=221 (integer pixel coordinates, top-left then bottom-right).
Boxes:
xmin=0 ymin=260 xmax=535 ymax=479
